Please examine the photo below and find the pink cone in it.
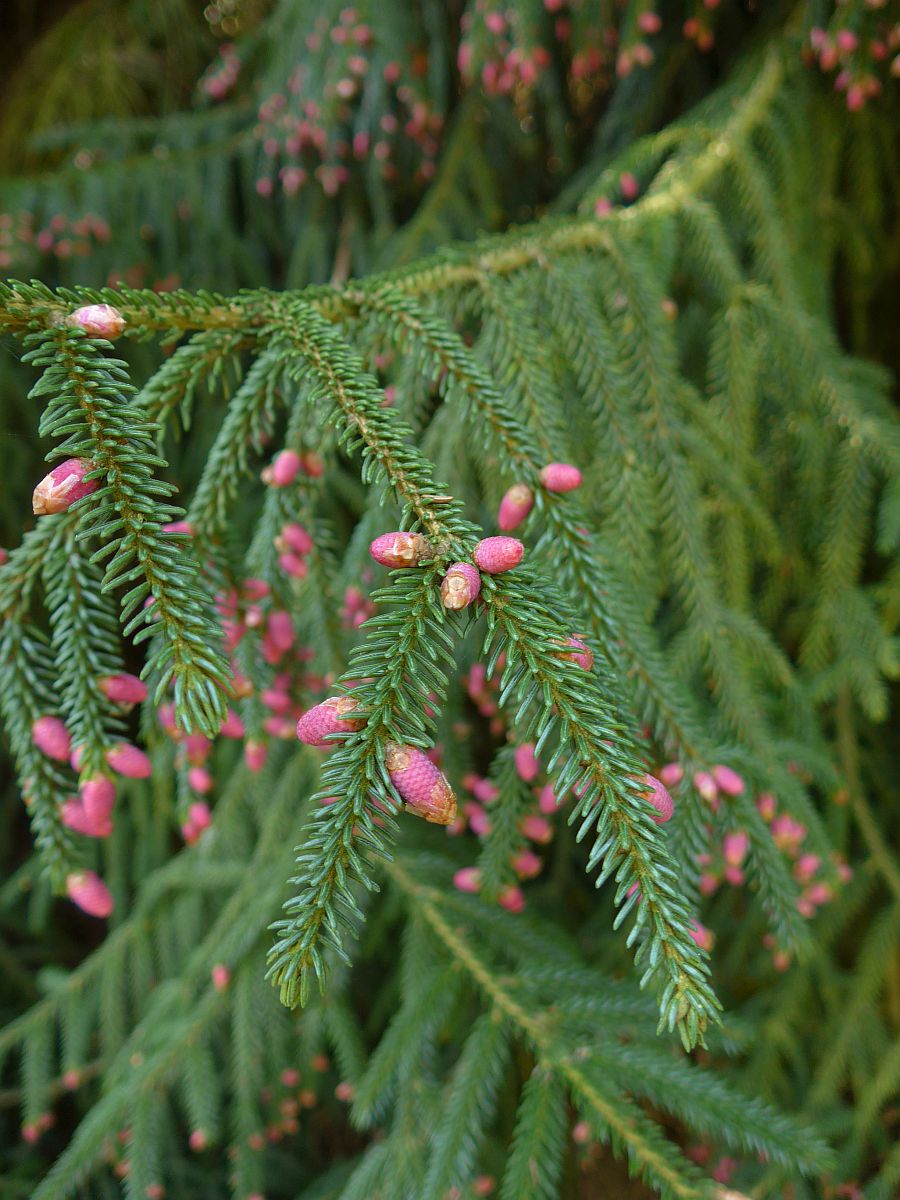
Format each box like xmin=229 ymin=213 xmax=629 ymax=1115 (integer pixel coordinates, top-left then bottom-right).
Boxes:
xmin=473 ymin=536 xmax=523 ymax=575
xmin=472 ymin=778 xmax=499 ymax=804
xmin=520 ymin=813 xmax=553 ymax=843
xmin=67 ymin=304 xmax=125 ymax=339
xmin=61 ymin=799 xmax=112 ymax=838
xmin=279 ymin=523 xmax=313 ymax=555
xmin=211 ymin=963 xmax=230 ymax=990
xmin=560 ymin=636 xmax=593 ymax=670
xmin=512 ymin=850 xmax=542 ymax=879
xmin=267 ymin=610 xmax=295 ymax=652
xmin=640 ymin=774 xmax=674 ymax=824
xmin=244 ymin=740 xmax=268 ymax=772
xmin=689 ymin=921 xmax=715 ymax=952
xmin=498 ymin=885 xmax=525 ymax=913
xmin=384 ymin=743 xmax=457 ymax=824
xmin=32 ymin=716 xmax=71 ymax=761
xmin=723 ymin=831 xmax=749 ymax=867
xmin=66 ymin=871 xmax=114 ymax=918
xmin=188 ymin=767 xmax=213 ymax=794
xmin=659 ymin=762 xmax=684 ymax=787
xmin=219 ymin=709 xmax=245 ymax=739
xmin=106 ymin=742 xmax=152 ymax=778
xmin=712 ymin=764 xmax=745 ymax=795
xmin=369 ymin=531 xmax=432 ymax=568
xmin=497 ymin=484 xmax=534 ymax=532
xmin=32 ymin=459 xmax=98 ymax=515
xmin=296 ymin=696 xmax=365 ymax=747
xmin=453 ymin=866 xmax=482 ymax=893
xmin=441 ymin=562 xmax=481 ymax=609
xmin=80 ymin=776 xmax=116 ymax=821
xmin=514 ymin=743 xmax=539 ymax=782
xmin=539 ymin=462 xmax=582 ymax=493
xmin=263 ymin=450 xmax=301 ymax=487
xmin=99 ymin=673 xmax=148 ymax=705
xmin=693 ymin=771 xmax=719 ymax=802
xmin=537 ymin=784 xmax=557 ymax=814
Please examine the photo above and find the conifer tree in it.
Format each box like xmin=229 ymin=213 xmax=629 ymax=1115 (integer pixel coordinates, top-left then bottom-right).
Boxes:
xmin=0 ymin=2 xmax=898 ymax=1198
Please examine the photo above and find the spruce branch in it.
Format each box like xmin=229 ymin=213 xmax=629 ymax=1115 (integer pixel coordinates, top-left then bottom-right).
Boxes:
xmin=24 ymin=327 xmax=231 ymax=733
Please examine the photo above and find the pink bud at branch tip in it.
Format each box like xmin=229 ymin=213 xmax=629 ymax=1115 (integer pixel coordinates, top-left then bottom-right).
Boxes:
xmin=539 ymin=462 xmax=582 ymax=493
xmin=385 ymin=743 xmax=457 ymax=825
xmin=640 ymin=774 xmax=674 ymax=824
xmin=498 ymin=484 xmax=534 ymax=531
xmin=441 ymin=562 xmax=481 ymax=609
xmin=99 ymin=673 xmax=148 ymax=705
xmin=33 ymin=458 xmax=98 ymax=515
xmin=473 ymin=536 xmax=523 ymax=575
xmin=296 ymin=696 xmax=365 ymax=747
xmin=67 ymin=304 xmax=126 ymax=340
xmin=369 ymin=531 xmax=433 ymax=568
xmin=66 ymin=871 xmax=114 ymax=918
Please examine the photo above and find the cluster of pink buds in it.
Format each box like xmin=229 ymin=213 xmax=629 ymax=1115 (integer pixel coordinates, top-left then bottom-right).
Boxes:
xmin=62 ymin=776 xmax=116 ymax=838
xmin=1 ymin=209 xmax=110 ymax=273
xmin=807 ymin=18 xmax=898 ymax=110
xmin=463 ymin=661 xmax=504 ymax=736
xmin=202 ymin=42 xmax=241 ymax=100
xmin=32 ymin=458 xmax=98 ymax=515
xmin=457 ymin=9 xmax=551 ymax=97
xmin=340 ymin=583 xmax=376 ymax=629
xmin=275 ymin=522 xmax=314 ymax=579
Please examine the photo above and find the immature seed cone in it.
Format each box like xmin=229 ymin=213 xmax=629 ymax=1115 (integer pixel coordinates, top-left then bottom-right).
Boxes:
xmin=32 ymin=458 xmax=98 ymax=515
xmin=99 ymin=673 xmax=148 ymax=705
xmin=31 ymin=716 xmax=71 ymax=761
xmin=263 ymin=450 xmax=301 ymax=487
xmin=712 ymin=764 xmax=745 ymax=795
xmin=80 ymin=776 xmax=116 ymax=822
xmin=559 ymin=636 xmax=593 ymax=671
xmin=106 ymin=742 xmax=152 ymax=779
xmin=473 ymin=536 xmax=524 ymax=575
xmin=497 ymin=484 xmax=534 ymax=532
xmin=440 ymin=562 xmax=481 ymax=609
xmin=385 ymin=743 xmax=457 ymax=824
xmin=539 ymin=462 xmax=582 ymax=493
xmin=66 ymin=870 xmax=114 ymax=918
xmin=296 ymin=696 xmax=365 ymax=747
xmin=67 ymin=304 xmax=126 ymax=340
xmin=61 ymin=799 xmax=113 ymax=838
xmin=640 ymin=773 xmax=674 ymax=824
xmin=369 ymin=531 xmax=432 ymax=569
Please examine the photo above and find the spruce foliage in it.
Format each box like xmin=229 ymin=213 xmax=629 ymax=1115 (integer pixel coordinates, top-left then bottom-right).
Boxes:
xmin=0 ymin=2 xmax=898 ymax=1198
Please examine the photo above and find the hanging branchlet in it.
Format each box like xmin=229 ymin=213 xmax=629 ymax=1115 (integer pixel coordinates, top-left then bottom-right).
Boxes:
xmin=23 ymin=326 xmax=231 ymax=734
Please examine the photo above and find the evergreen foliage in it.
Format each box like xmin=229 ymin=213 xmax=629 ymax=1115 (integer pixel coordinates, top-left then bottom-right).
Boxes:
xmin=0 ymin=2 xmax=898 ymax=1198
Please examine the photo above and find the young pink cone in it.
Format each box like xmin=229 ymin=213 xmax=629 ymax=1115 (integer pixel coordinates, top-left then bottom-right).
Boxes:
xmin=498 ymin=885 xmax=525 ymax=913
xmin=279 ymin=523 xmax=313 ymax=555
xmin=640 ymin=774 xmax=674 ymax=824
xmin=66 ymin=871 xmax=114 ymax=918
xmin=106 ymin=742 xmax=152 ymax=778
xmin=219 ymin=709 xmax=246 ymax=739
xmin=514 ymin=743 xmax=539 ymax=782
xmin=188 ymin=767 xmax=213 ymax=794
xmin=99 ymin=673 xmax=148 ymax=705
xmin=441 ymin=562 xmax=481 ymax=610
xmin=539 ymin=462 xmax=582 ymax=493
xmin=723 ymin=831 xmax=749 ymax=867
xmin=689 ymin=921 xmax=715 ymax=952
xmin=267 ymin=610 xmax=295 ymax=653
xmin=32 ymin=716 xmax=71 ymax=761
xmin=61 ymin=799 xmax=113 ymax=838
xmin=693 ymin=770 xmax=719 ymax=803
xmin=497 ymin=484 xmax=534 ymax=532
xmin=369 ymin=531 xmax=432 ymax=569
xmin=471 ymin=777 xmax=499 ymax=804
xmin=512 ymin=850 xmax=543 ymax=879
xmin=265 ymin=449 xmax=302 ymax=487
xmin=520 ymin=813 xmax=553 ymax=843
xmin=211 ymin=963 xmax=230 ymax=991
xmin=712 ymin=764 xmax=745 ymax=795
xmin=32 ymin=458 xmax=98 ymax=515
xmin=296 ymin=696 xmax=365 ymax=747
xmin=80 ymin=776 xmax=116 ymax=822
xmin=473 ymin=536 xmax=523 ymax=575
xmin=384 ymin=743 xmax=457 ymax=824
xmin=67 ymin=304 xmax=126 ymax=340
xmin=453 ymin=866 xmax=482 ymax=893
xmin=538 ymin=784 xmax=557 ymax=814
xmin=559 ymin=636 xmax=593 ymax=671
xmin=659 ymin=762 xmax=684 ymax=787
xmin=244 ymin=740 xmax=268 ymax=772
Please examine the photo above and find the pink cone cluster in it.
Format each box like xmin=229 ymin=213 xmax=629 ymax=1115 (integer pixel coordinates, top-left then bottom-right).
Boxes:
xmin=275 ymin=522 xmax=314 ymax=579
xmin=32 ymin=458 xmax=98 ymax=515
